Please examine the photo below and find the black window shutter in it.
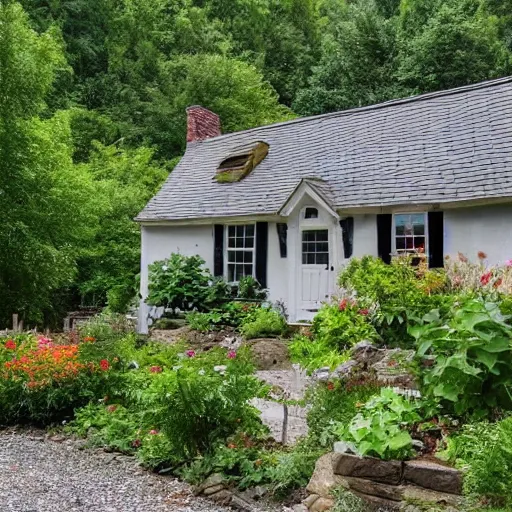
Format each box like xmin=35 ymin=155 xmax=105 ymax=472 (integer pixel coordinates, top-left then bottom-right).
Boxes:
xmin=255 ymin=222 xmax=268 ymax=287
xmin=428 ymin=211 xmax=444 ymax=268
xmin=377 ymin=214 xmax=392 ymax=264
xmin=213 ymin=224 xmax=224 ymax=277
xmin=339 ymin=217 xmax=354 ymax=258
xmin=276 ymin=223 xmax=288 ymax=258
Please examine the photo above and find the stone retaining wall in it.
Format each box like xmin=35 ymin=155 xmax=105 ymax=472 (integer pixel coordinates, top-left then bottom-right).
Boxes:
xmin=301 ymin=452 xmax=463 ymax=511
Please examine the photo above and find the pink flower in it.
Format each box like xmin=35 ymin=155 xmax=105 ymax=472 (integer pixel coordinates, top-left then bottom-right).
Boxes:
xmin=132 ymin=439 xmax=141 ymax=448
xmin=186 ymin=350 xmax=196 ymax=358
xmin=227 ymin=350 xmax=237 ymax=359
xmin=150 ymin=365 xmax=162 ymax=373
xmin=506 ymin=259 xmax=512 ymax=267
xmin=107 ymin=405 xmax=117 ymax=413
xmin=358 ymin=309 xmax=369 ymax=316
xmin=37 ymin=336 xmax=53 ymax=348
xmin=480 ymin=272 xmax=492 ymax=286
xmin=339 ymin=299 xmax=348 ymax=311
xmin=149 ymin=429 xmax=159 ymax=435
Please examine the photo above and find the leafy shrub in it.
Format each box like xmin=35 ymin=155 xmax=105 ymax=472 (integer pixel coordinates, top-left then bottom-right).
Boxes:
xmin=69 ymin=345 xmax=269 ymax=468
xmin=0 ymin=335 xmax=114 ymax=425
xmin=240 ymin=306 xmax=287 ymax=339
xmin=441 ymin=417 xmax=512 ymax=507
xmin=186 ymin=302 xmax=260 ymax=332
xmin=410 ymin=297 xmax=512 ymax=417
xmin=306 ymin=377 xmax=381 ymax=447
xmin=336 ymin=388 xmax=423 ymax=460
xmin=339 ymin=256 xmax=452 ymax=346
xmin=288 ymin=334 xmax=350 ymax=372
xmin=236 ymin=276 xmax=268 ymax=300
xmin=312 ymin=300 xmax=379 ymax=350
xmin=146 ymin=253 xmax=223 ymax=313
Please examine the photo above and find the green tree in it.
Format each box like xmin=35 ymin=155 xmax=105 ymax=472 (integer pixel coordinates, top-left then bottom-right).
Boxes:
xmin=396 ymin=0 xmax=511 ymax=92
xmin=0 ymin=2 xmax=96 ymax=325
xmin=76 ymin=143 xmax=168 ymax=312
xmin=140 ymin=53 xmax=293 ymax=158
xmin=293 ymin=0 xmax=405 ymax=115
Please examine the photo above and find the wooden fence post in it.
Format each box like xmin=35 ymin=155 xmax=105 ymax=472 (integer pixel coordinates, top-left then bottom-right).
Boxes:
xmin=12 ymin=314 xmax=18 ymax=333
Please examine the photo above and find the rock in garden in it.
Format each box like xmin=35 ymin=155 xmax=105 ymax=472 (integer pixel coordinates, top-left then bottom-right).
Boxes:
xmin=309 ymin=497 xmax=335 ymax=512
xmin=333 ymin=441 xmax=356 ymax=454
xmin=350 ymin=341 xmax=384 ymax=366
xmin=402 ymin=486 xmax=464 ymax=507
xmin=331 ymin=360 xmax=357 ymax=380
xmin=333 ymin=453 xmax=402 ymax=485
xmin=312 ymin=367 xmax=331 ymax=382
xmin=403 ymin=460 xmax=463 ymax=495
xmin=306 ymin=453 xmax=349 ymax=497
xmin=249 ymin=339 xmax=292 ymax=370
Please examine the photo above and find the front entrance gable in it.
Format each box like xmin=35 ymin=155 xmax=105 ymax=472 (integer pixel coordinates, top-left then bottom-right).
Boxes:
xmin=279 ymin=179 xmax=343 ymax=322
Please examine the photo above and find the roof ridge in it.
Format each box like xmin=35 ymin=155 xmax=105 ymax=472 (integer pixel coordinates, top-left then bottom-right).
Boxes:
xmin=193 ymin=75 xmax=512 ymax=144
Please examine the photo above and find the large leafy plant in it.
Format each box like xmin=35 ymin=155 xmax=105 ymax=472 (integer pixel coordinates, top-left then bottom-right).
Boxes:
xmin=313 ymin=300 xmax=379 ymax=350
xmin=410 ymin=298 xmax=512 ymax=417
xmin=336 ymin=388 xmax=422 ymax=460
xmin=146 ymin=254 xmax=222 ymax=313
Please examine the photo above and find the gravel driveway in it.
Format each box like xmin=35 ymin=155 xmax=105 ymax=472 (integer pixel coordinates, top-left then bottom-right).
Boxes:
xmin=0 ymin=430 xmax=235 ymax=512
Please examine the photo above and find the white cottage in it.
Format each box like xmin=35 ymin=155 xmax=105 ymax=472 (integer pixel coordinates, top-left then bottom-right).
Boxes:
xmin=136 ymin=77 xmax=512 ymax=332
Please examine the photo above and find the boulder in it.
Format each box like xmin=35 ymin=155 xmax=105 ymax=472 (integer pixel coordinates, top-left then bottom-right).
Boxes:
xmin=403 ymin=460 xmax=462 ymax=495
xmin=204 ymin=484 xmax=225 ymax=496
xmin=402 ymin=486 xmax=464 ymax=507
xmin=333 ymin=453 xmax=402 ymax=485
xmin=209 ymin=489 xmax=233 ymax=506
xmin=331 ymin=360 xmax=357 ymax=380
xmin=249 ymin=339 xmax=291 ymax=370
xmin=353 ymin=491 xmax=401 ymax=510
xmin=345 ymin=477 xmax=404 ymax=501
xmin=310 ymin=497 xmax=335 ymax=512
xmin=333 ymin=441 xmax=356 ymax=454
xmin=196 ymin=473 xmax=225 ymax=494
xmin=306 ymin=453 xmax=349 ymax=497
xmin=293 ymin=505 xmax=309 ymax=512
xmin=303 ymin=494 xmax=320 ymax=508
xmin=372 ymin=349 xmax=416 ymax=388
xmin=351 ymin=341 xmax=384 ymax=366
xmin=312 ymin=367 xmax=331 ymax=382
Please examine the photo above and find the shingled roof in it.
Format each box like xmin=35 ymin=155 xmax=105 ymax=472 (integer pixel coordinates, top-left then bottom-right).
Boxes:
xmin=137 ymin=76 xmax=512 ymax=222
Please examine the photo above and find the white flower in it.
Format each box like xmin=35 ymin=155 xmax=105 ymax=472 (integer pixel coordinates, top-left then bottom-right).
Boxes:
xmin=198 ymin=369 xmax=205 ymax=376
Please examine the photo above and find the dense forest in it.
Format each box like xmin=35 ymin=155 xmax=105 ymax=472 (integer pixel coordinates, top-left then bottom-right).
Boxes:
xmin=2 ymin=0 xmax=512 ymax=326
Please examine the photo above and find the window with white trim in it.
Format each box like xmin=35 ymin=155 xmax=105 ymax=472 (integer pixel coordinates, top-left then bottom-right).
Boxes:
xmin=302 ymin=229 xmax=329 ymax=265
xmin=393 ymin=213 xmax=427 ymax=254
xmin=226 ymin=224 xmax=255 ymax=282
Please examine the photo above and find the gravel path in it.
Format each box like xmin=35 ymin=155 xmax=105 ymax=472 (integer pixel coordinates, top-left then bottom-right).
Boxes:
xmin=0 ymin=430 xmax=235 ymax=512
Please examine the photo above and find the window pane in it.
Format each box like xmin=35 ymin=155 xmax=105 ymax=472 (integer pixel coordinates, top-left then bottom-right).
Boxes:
xmin=228 ymin=265 xmax=235 ymax=282
xmin=307 ymin=253 xmax=315 ymax=264
xmin=246 ymin=225 xmax=255 ymax=237
xmin=245 ymin=252 xmax=253 ymax=263
xmin=396 ymin=225 xmax=405 ymax=236
xmin=415 ymin=237 xmax=425 ymax=250
xmin=245 ymin=236 xmax=254 ymax=248
xmin=235 ymin=225 xmax=243 ymax=237
xmin=302 ymin=231 xmax=314 ymax=242
xmin=305 ymin=207 xmax=318 ymax=219
xmin=317 ymin=242 xmax=328 ymax=253
xmin=396 ymin=237 xmax=406 ymax=250
xmin=414 ymin=224 xmax=425 ymax=235
xmin=316 ymin=230 xmax=328 ymax=242
xmin=406 ymin=237 xmax=414 ymax=249
xmin=228 ymin=226 xmax=236 ymax=237
xmin=395 ymin=215 xmax=407 ymax=227
xmin=244 ymin=264 xmax=252 ymax=276
xmin=317 ymin=253 xmax=329 ymax=265
xmin=412 ymin=214 xmax=425 ymax=225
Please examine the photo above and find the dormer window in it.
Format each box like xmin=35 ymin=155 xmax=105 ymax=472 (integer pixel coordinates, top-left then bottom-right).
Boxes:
xmin=304 ymin=207 xmax=319 ymax=219
xmin=215 ymin=142 xmax=269 ymax=183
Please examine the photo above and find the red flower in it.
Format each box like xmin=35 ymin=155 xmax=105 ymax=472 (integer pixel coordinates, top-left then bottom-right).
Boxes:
xmin=186 ymin=350 xmax=196 ymax=358
xmin=327 ymin=382 xmax=335 ymax=391
xmin=149 ymin=429 xmax=159 ymax=435
xmin=480 ymin=272 xmax=492 ymax=286
xmin=227 ymin=350 xmax=237 ymax=359
xmin=4 ymin=339 xmax=16 ymax=350
xmin=150 ymin=365 xmax=162 ymax=373
xmin=99 ymin=359 xmax=110 ymax=371
xmin=107 ymin=405 xmax=117 ymax=413
xmin=339 ymin=299 xmax=348 ymax=311
xmin=358 ymin=308 xmax=369 ymax=316
xmin=494 ymin=278 xmax=503 ymax=289
xmin=83 ymin=337 xmax=96 ymax=343
xmin=132 ymin=439 xmax=141 ymax=448
xmin=227 ymin=443 xmax=236 ymax=449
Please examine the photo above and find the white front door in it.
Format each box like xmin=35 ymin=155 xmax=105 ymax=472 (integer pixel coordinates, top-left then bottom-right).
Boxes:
xmin=300 ymin=229 xmax=332 ymax=313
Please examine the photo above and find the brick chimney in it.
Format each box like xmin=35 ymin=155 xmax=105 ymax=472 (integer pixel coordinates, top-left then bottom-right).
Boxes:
xmin=186 ymin=106 xmax=221 ymax=143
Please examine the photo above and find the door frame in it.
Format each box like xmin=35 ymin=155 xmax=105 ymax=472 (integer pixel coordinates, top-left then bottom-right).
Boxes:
xmin=287 ymin=203 xmax=343 ymax=322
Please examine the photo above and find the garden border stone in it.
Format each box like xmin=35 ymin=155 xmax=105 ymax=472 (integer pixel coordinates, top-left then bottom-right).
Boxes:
xmin=333 ymin=453 xmax=402 ymax=485
xmin=403 ymin=460 xmax=463 ymax=495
